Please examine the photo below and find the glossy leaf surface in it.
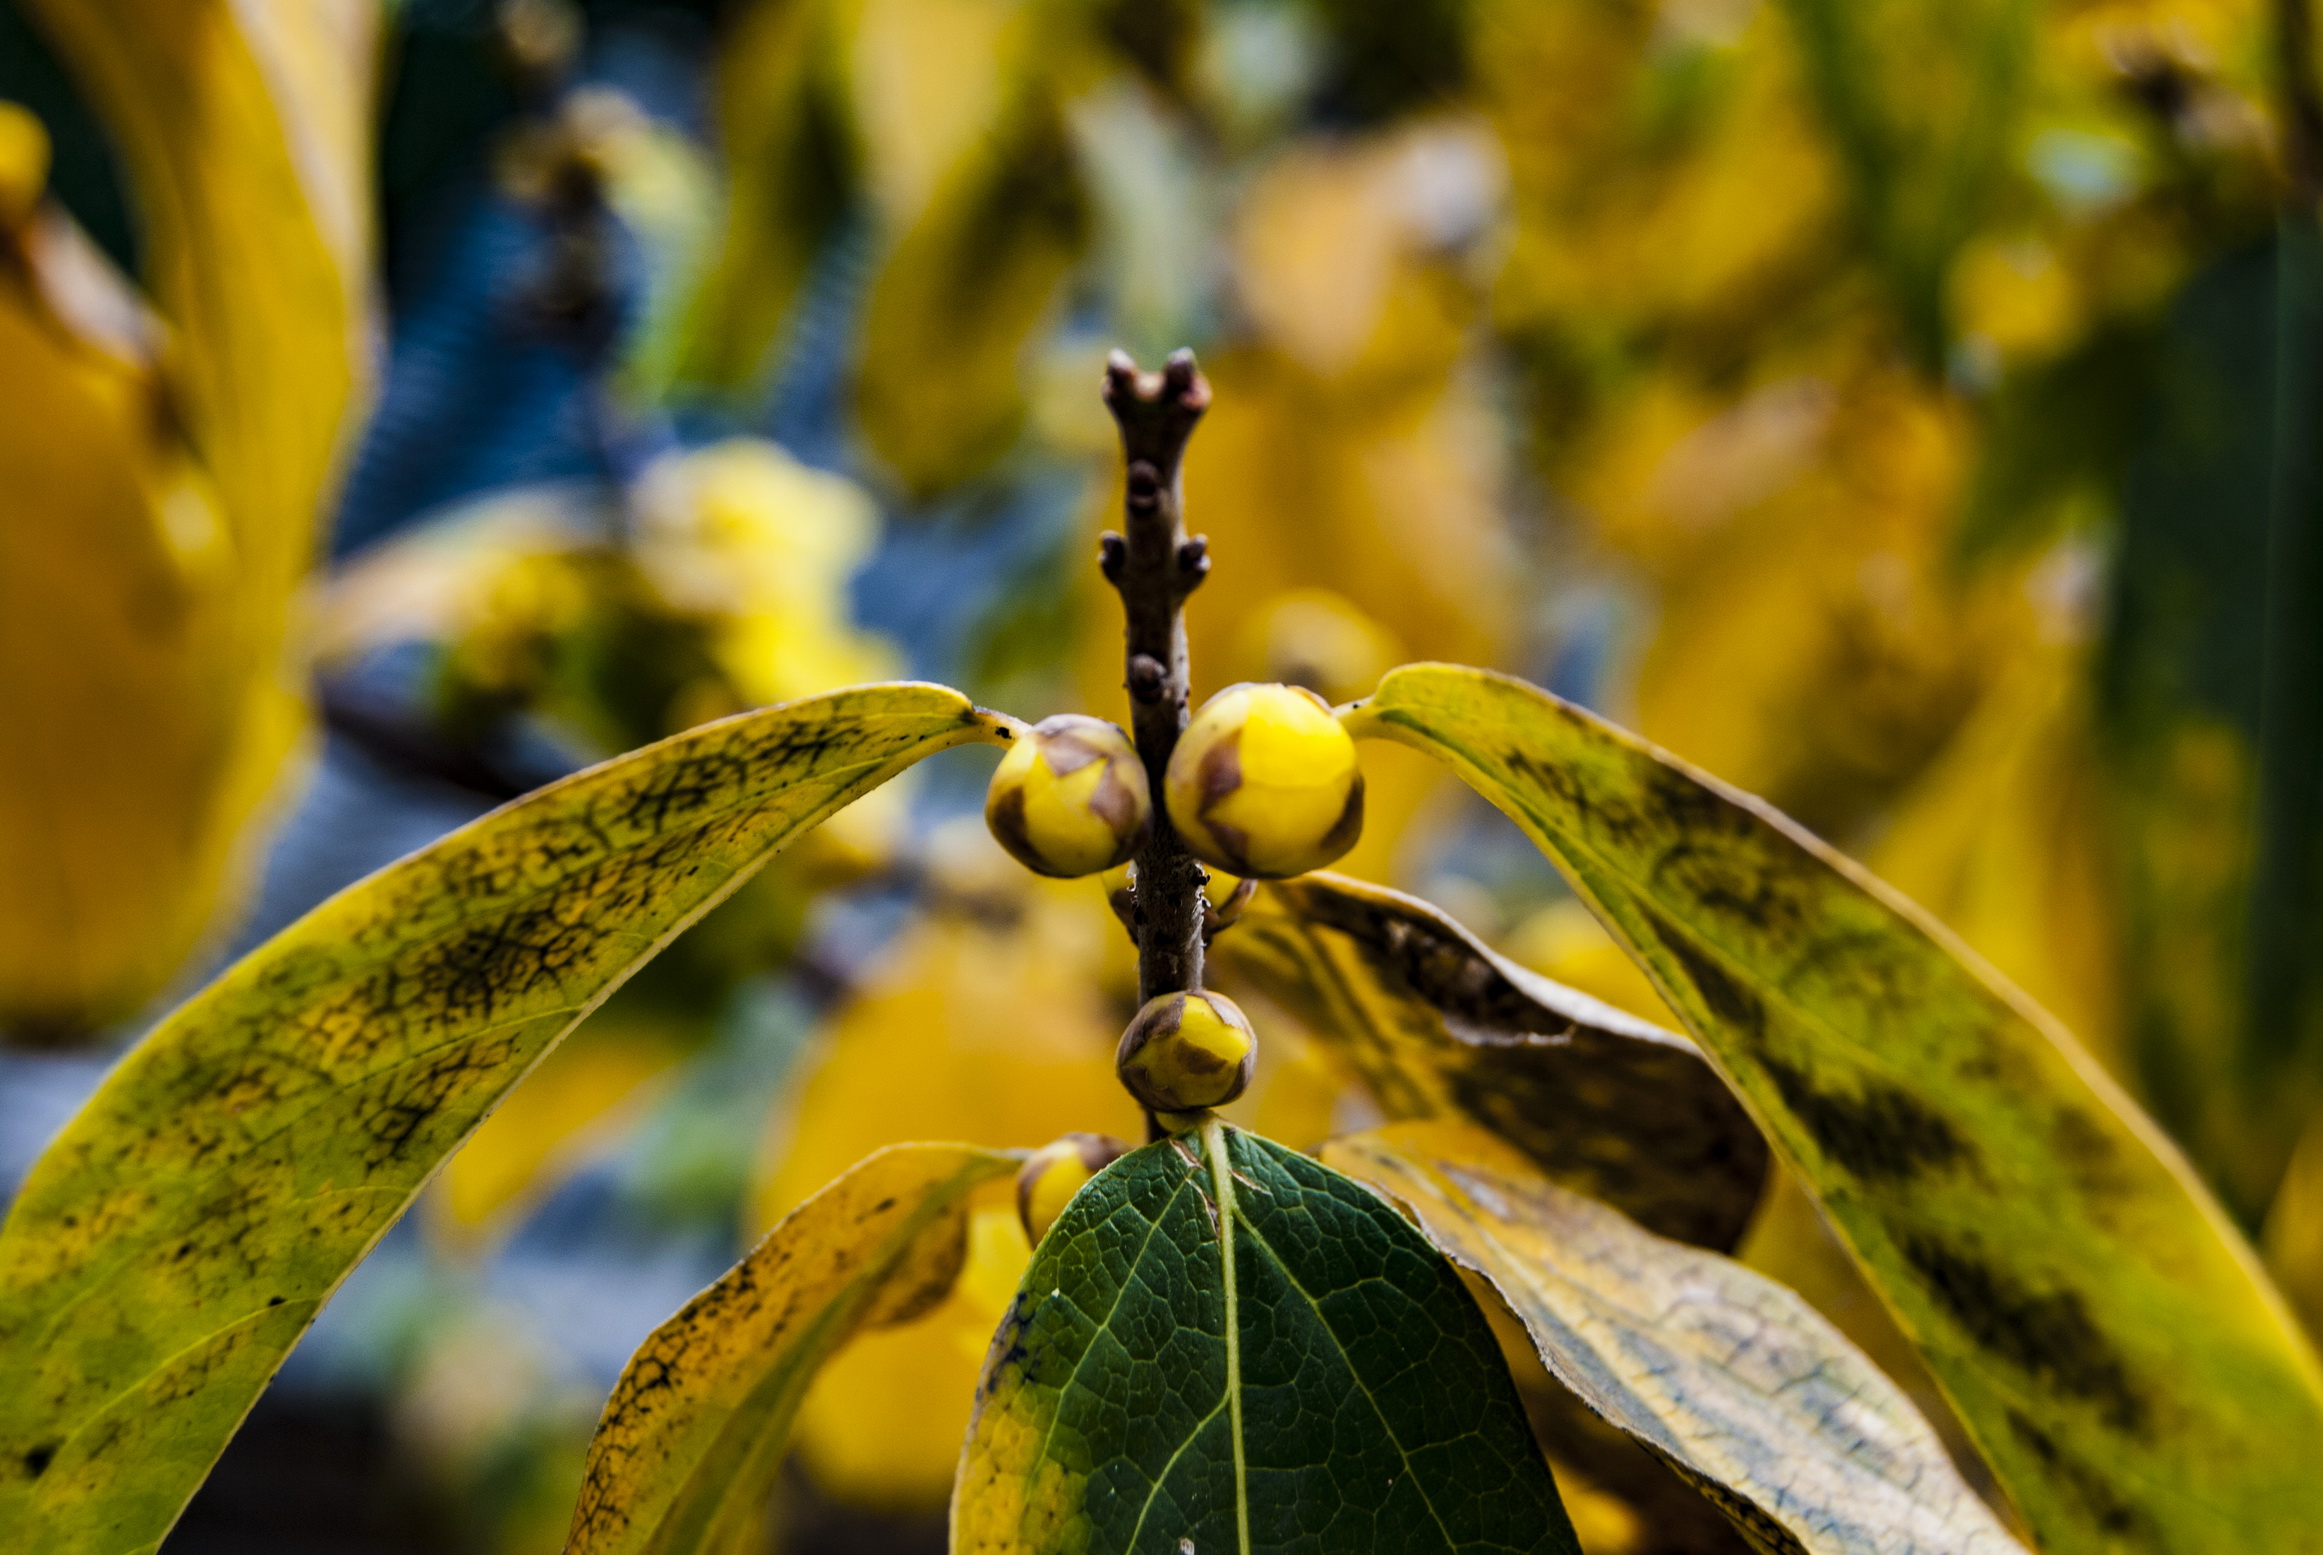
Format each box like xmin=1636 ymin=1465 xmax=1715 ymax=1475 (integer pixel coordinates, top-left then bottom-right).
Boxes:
xmin=1212 ymin=872 xmax=1767 ymax=1251
xmin=0 ymin=683 xmax=1005 ymax=1555
xmin=1328 ymin=1124 xmax=2027 ymax=1555
xmin=569 ymin=1143 xmax=1021 ymax=1555
xmin=953 ymin=1123 xmax=1578 ymax=1555
xmin=1349 ymin=662 xmax=2323 ymax=1554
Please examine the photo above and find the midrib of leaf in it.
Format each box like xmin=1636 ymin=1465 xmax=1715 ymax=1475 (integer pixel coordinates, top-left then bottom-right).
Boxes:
xmin=1201 ymin=1117 xmax=1252 ymax=1555
xmin=1224 ymin=1164 xmax=1464 ymax=1554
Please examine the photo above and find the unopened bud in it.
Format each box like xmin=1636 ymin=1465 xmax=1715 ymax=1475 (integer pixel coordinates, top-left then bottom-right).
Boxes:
xmin=1163 ymin=683 xmax=1363 ymax=878
xmin=985 ymin=714 xmax=1151 ymax=878
xmin=1116 ymin=989 xmax=1257 ymax=1114
xmin=1015 ymin=1131 xmax=1131 ymax=1247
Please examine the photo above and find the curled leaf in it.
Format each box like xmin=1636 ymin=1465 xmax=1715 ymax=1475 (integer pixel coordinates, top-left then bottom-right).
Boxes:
xmin=567 ymin=1143 xmax=1021 ymax=1555
xmin=1349 ymin=662 xmax=2323 ymax=1554
xmin=1212 ymin=872 xmax=1767 ymax=1250
xmin=0 ymin=683 xmax=1006 ymax=1555
xmin=1327 ymin=1123 xmax=2028 ymax=1555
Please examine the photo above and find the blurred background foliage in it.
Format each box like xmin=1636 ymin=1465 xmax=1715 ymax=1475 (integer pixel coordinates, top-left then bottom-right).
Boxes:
xmin=5 ymin=0 xmax=2323 ymax=1549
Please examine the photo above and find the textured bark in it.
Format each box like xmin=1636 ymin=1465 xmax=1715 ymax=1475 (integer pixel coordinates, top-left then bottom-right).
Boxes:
xmin=1099 ymin=349 xmax=1213 ymax=1008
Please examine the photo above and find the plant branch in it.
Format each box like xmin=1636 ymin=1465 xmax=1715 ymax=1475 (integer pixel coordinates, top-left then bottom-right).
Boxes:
xmin=1100 ymin=348 xmax=1213 ymax=1007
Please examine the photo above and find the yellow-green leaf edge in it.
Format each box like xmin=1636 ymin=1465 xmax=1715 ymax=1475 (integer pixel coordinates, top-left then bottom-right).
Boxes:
xmin=0 ymin=682 xmax=1009 ymax=1555
xmin=1347 ymin=662 xmax=2323 ymax=1555
xmin=569 ymin=1142 xmax=1022 ymax=1555
xmin=1326 ymin=1123 xmax=2027 ymax=1555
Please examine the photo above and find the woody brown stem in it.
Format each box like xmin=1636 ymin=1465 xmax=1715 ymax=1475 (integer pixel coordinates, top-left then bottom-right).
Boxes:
xmin=1100 ymin=348 xmax=1213 ymax=1010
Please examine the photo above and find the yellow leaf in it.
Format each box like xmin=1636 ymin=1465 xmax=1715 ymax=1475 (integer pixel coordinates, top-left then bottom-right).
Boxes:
xmin=750 ymin=844 xmax=1143 ymax=1508
xmin=1231 ymin=120 xmax=1501 ymax=387
xmin=566 ymin=1143 xmax=1021 ymax=1555
xmin=436 ymin=1004 xmax=701 ymax=1244
xmin=1604 ymin=370 xmax=1991 ymax=833
xmin=0 ymin=0 xmax=374 ymax=1032
xmin=0 ymin=683 xmax=1006 ymax=1555
xmin=791 ymin=1201 xmax=1031 ymax=1508
xmin=1327 ymin=1123 xmax=2028 ymax=1555
xmin=1351 ymin=662 xmax=2323 ymax=1553
xmin=2264 ymin=1113 xmax=2323 ymax=1347
xmin=1211 ymin=871 xmax=1767 ymax=1251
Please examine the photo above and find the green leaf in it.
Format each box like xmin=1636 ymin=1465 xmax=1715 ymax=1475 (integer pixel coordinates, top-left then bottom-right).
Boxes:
xmin=1347 ymin=663 xmax=2323 ymax=1554
xmin=1210 ymin=872 xmax=1768 ymax=1251
xmin=1327 ymin=1123 xmax=2027 ymax=1555
xmin=2102 ymin=222 xmax=2323 ymax=1219
xmin=0 ymin=682 xmax=1007 ymax=1555
xmin=952 ymin=1120 xmax=1579 ymax=1555
xmin=569 ymin=1142 xmax=1021 ymax=1555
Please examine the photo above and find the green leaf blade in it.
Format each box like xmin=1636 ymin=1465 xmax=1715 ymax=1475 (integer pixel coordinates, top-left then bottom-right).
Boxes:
xmin=1350 ymin=662 xmax=2323 ymax=1555
xmin=954 ymin=1126 xmax=1578 ymax=1555
xmin=0 ymin=682 xmax=1007 ymax=1555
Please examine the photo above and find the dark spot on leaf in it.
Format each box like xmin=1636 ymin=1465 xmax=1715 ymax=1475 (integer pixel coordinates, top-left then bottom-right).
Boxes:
xmin=1759 ymin=1054 xmax=1971 ymax=1182
xmin=1902 ymin=1232 xmax=2148 ymax=1435
xmin=267 ymin=1295 xmax=285 ymax=1307
xmin=2006 ymin=1408 xmax=2157 ymax=1542
xmin=24 ymin=1443 xmax=55 ymax=1479
xmin=1654 ymin=924 xmax=1765 ymax=1037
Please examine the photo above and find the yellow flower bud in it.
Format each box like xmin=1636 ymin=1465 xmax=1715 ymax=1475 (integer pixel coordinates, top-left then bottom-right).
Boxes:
xmin=1163 ymin=683 xmax=1363 ymax=878
xmin=985 ymin=715 xmax=1151 ymax=878
xmin=1115 ymin=990 xmax=1257 ymax=1114
xmin=1015 ymin=1131 xmax=1130 ymax=1247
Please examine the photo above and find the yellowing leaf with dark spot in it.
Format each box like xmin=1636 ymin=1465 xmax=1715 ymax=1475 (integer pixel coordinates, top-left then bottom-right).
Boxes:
xmin=855 ymin=87 xmax=1089 ymax=494
xmin=0 ymin=0 xmax=372 ymax=1033
xmin=0 ymin=683 xmax=1007 ymax=1555
xmin=1326 ymin=1123 xmax=2027 ymax=1555
xmin=751 ymin=864 xmax=1141 ymax=1507
xmin=1210 ymin=872 xmax=1767 ymax=1251
xmin=1348 ymin=662 xmax=2323 ymax=1555
xmin=436 ymin=1002 xmax=702 ymax=1243
xmin=565 ymin=1143 xmax=1020 ymax=1555
xmin=791 ymin=1200 xmax=1031 ymax=1508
